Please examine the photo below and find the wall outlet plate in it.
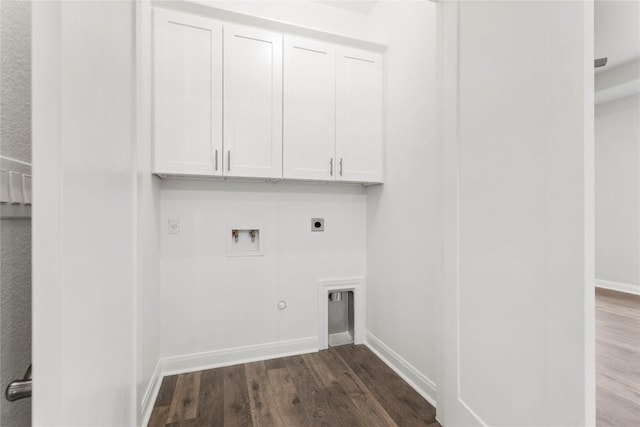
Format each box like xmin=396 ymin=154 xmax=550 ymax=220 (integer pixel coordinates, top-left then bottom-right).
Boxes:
xmin=311 ymin=218 xmax=324 ymax=232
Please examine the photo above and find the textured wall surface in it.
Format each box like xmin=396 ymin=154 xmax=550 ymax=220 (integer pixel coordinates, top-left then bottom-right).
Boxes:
xmin=0 ymin=0 xmax=32 ymax=425
xmin=0 ymin=222 xmax=31 ymax=426
xmin=1 ymin=0 xmax=31 ymax=163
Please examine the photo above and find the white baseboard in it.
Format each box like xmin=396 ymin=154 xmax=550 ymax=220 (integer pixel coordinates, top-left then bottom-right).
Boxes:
xmin=596 ymin=279 xmax=640 ymax=296
xmin=160 ymin=336 xmax=318 ymax=376
xmin=139 ymin=336 xmax=318 ymax=426
xmin=365 ymin=331 xmax=437 ymax=408
xmin=140 ymin=361 xmax=163 ymax=427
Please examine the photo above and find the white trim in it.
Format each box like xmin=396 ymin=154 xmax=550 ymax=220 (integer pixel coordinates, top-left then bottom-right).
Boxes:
xmin=32 ymin=1 xmax=64 ymax=421
xmin=582 ymin=3 xmax=597 ymax=426
xmin=154 ymin=1 xmax=388 ymax=53
xmin=439 ymin=1 xmax=484 ymax=425
xmin=596 ymin=279 xmax=640 ymax=296
xmin=318 ymin=277 xmax=365 ymax=350
xmin=161 ymin=336 xmax=318 ymax=376
xmin=365 ymin=331 xmax=437 ymax=409
xmin=140 ymin=361 xmax=163 ymax=427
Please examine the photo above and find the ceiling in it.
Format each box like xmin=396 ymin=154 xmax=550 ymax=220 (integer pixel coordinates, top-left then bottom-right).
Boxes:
xmin=595 ymin=0 xmax=640 ymax=71
xmin=314 ymin=1 xmax=378 ymax=16
xmin=315 ymin=1 xmax=638 ymax=74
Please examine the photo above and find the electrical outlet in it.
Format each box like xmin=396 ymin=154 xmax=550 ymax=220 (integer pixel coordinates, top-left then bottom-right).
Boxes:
xmin=168 ymin=218 xmax=180 ymax=234
xmin=311 ymin=218 xmax=324 ymax=232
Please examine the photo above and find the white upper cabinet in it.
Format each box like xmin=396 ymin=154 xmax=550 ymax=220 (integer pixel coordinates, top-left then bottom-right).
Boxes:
xmin=153 ymin=9 xmax=223 ymax=176
xmin=224 ymin=24 xmax=283 ymax=179
xmin=151 ymin=8 xmax=384 ymax=184
xmin=335 ymin=47 xmax=384 ymax=183
xmin=283 ymin=36 xmax=336 ymax=181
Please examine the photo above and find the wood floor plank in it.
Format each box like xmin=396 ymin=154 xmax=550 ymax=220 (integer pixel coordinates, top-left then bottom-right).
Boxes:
xmin=156 ymin=375 xmax=179 ymax=407
xmin=597 ymin=370 xmax=640 ymax=405
xmin=301 ymin=353 xmax=363 ymax=427
xmin=284 ymin=354 xmax=344 ymax=426
xmin=597 ymin=385 xmax=640 ymax=427
xmin=317 ymin=350 xmax=367 ymax=395
xmin=596 ymin=288 xmax=640 ymax=427
xmin=245 ymin=361 xmax=278 ymax=427
xmin=301 ymin=352 xmax=338 ymax=388
xmin=354 ymin=346 xmax=436 ymax=422
xmin=596 ymin=288 xmax=640 ymax=312
xmin=303 ymin=349 xmax=396 ymax=427
xmin=597 ymin=341 xmax=640 ymax=364
xmin=319 ymin=348 xmax=397 ymax=427
xmin=597 ymin=350 xmax=640 ymax=386
xmin=335 ymin=345 xmax=436 ymax=426
xmin=266 ymin=367 xmax=309 ymax=426
xmin=167 ymin=372 xmax=201 ymax=423
xmin=597 ymin=312 xmax=640 ymax=346
xmin=344 ymin=385 xmax=398 ymax=427
xmin=264 ymin=358 xmax=285 ymax=370
xmin=308 ymin=372 xmax=367 ymax=427
xmin=197 ymin=367 xmax=225 ymax=427
xmin=174 ymin=419 xmax=207 ymax=427
xmin=325 ymin=382 xmax=374 ymax=427
xmin=223 ymin=364 xmax=254 ymax=427
xmin=148 ymin=405 xmax=169 ymax=427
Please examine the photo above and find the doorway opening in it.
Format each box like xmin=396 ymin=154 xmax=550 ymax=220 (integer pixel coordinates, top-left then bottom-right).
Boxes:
xmin=594 ymin=1 xmax=640 ymax=425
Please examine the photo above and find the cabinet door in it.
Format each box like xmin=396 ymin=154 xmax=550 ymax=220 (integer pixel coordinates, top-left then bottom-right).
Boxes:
xmin=283 ymin=36 xmax=335 ymax=180
xmin=153 ymin=9 xmax=223 ymax=176
xmin=335 ymin=47 xmax=384 ymax=183
xmin=224 ymin=24 xmax=283 ymax=179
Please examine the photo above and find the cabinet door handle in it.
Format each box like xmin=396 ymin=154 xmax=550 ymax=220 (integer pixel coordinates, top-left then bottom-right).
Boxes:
xmin=330 ymin=158 xmax=333 ymax=176
xmin=227 ymin=151 xmax=231 ymax=171
xmin=339 ymin=158 xmax=343 ymax=176
xmin=215 ymin=150 xmax=218 ymax=171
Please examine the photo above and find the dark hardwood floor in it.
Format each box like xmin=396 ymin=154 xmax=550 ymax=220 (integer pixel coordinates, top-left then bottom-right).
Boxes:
xmin=149 ymin=344 xmax=439 ymax=427
xmin=596 ymin=287 xmax=640 ymax=427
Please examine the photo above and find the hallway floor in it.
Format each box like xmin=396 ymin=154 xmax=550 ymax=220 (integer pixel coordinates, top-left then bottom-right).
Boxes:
xmin=148 ymin=344 xmax=439 ymax=426
xmin=596 ymin=287 xmax=640 ymax=426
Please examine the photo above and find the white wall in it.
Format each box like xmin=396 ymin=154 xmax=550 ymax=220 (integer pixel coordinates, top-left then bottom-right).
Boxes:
xmin=32 ymin=1 xmax=137 ymax=425
xmin=0 ymin=1 xmax=32 ymax=425
xmin=595 ymin=94 xmax=640 ymax=292
xmin=160 ymin=180 xmax=366 ymax=357
xmin=364 ymin=0 xmax=439 ymax=402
